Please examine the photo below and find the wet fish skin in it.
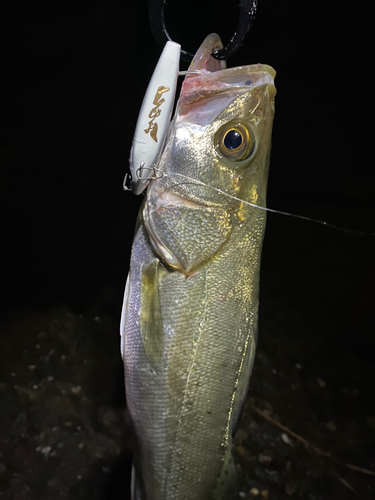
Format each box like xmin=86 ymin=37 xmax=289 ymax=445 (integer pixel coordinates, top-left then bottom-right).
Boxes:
xmin=121 ymin=35 xmax=276 ymax=500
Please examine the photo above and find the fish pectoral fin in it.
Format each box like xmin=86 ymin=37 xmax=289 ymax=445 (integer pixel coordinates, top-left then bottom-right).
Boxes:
xmin=140 ymin=260 xmax=165 ymax=366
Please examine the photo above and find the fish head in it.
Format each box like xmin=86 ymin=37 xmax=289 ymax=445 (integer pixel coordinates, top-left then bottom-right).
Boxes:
xmin=144 ymin=34 xmax=276 ymax=273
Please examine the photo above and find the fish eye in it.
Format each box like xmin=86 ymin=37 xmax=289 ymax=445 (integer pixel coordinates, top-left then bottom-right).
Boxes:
xmin=223 ymin=129 xmax=243 ymax=151
xmin=217 ymin=123 xmax=254 ymax=161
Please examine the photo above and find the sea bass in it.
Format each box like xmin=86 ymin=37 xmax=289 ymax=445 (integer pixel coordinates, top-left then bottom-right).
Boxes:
xmin=121 ymin=34 xmax=276 ymax=500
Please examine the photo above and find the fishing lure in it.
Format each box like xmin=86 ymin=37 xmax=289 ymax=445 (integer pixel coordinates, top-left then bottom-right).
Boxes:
xmin=121 ymin=28 xmax=276 ymax=500
xmin=128 ymin=41 xmax=181 ymax=195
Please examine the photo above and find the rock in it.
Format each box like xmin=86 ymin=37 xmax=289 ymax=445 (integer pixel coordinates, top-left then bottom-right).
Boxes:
xmin=286 ymin=484 xmax=296 ymax=495
xmin=281 ymin=432 xmax=292 ymax=445
xmin=326 ymin=421 xmax=336 ymax=431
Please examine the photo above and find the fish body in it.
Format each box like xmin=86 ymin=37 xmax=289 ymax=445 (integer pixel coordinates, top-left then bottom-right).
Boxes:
xmin=121 ymin=34 xmax=276 ymax=500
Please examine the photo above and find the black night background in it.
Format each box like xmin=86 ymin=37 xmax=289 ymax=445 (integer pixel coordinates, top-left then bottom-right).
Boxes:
xmin=1 ymin=1 xmax=374 ymax=498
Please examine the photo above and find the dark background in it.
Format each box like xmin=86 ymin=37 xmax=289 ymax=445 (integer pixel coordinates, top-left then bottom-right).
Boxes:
xmin=1 ymin=1 xmax=375 ymax=498
xmin=2 ymin=0 xmax=374 ymax=316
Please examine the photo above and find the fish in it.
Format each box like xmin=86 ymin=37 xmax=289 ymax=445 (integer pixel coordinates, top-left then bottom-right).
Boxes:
xmin=120 ymin=33 xmax=276 ymax=500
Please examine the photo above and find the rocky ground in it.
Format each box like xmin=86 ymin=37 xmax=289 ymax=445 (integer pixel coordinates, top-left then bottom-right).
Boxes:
xmin=1 ymin=207 xmax=374 ymax=500
xmin=0 ymin=308 xmax=131 ymax=499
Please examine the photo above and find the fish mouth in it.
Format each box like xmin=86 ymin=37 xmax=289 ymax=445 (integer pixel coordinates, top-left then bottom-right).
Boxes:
xmin=180 ymin=33 xmax=276 ymax=108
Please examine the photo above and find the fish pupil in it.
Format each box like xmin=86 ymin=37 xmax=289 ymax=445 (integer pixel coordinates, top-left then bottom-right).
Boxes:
xmin=224 ymin=129 xmax=242 ymax=150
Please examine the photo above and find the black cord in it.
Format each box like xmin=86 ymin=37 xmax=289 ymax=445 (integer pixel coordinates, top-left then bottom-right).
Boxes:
xmin=147 ymin=0 xmax=258 ymax=61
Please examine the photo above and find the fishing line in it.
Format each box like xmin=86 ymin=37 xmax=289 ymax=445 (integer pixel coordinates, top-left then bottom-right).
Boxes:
xmin=168 ymin=172 xmax=375 ymax=237
xmin=125 ymin=157 xmax=374 ymax=237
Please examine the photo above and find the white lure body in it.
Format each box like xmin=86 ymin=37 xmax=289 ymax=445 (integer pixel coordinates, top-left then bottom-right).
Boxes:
xmin=128 ymin=41 xmax=181 ymax=195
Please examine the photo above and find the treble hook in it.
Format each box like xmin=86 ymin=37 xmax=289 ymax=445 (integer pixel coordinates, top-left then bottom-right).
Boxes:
xmin=147 ymin=0 xmax=258 ymax=61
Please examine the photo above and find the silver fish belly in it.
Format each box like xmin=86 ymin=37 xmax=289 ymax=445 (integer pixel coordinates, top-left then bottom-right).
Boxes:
xmin=121 ymin=34 xmax=276 ymax=500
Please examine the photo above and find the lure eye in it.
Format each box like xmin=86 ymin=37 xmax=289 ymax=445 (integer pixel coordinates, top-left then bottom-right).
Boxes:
xmin=217 ymin=123 xmax=254 ymax=161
